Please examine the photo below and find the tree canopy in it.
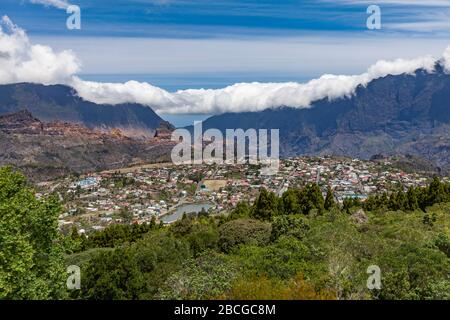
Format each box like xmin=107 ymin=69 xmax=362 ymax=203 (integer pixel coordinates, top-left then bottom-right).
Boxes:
xmin=0 ymin=167 xmax=67 ymax=299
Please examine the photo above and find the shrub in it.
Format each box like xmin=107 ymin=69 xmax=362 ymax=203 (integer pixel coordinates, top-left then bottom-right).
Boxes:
xmin=218 ymin=219 xmax=272 ymax=253
xmin=271 ymin=215 xmax=310 ymax=241
xmin=157 ymin=252 xmax=238 ymax=300
xmin=224 ymin=273 xmax=335 ymax=300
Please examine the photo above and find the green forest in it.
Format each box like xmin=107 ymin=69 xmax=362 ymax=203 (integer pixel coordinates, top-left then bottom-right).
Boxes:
xmin=0 ymin=166 xmax=449 ymax=300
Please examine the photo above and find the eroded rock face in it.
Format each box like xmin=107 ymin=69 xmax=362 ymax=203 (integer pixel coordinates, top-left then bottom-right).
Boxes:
xmin=0 ymin=110 xmax=43 ymax=134
xmin=154 ymin=127 xmax=173 ymax=140
xmin=0 ymin=110 xmax=124 ymax=138
xmin=0 ymin=111 xmax=175 ymax=181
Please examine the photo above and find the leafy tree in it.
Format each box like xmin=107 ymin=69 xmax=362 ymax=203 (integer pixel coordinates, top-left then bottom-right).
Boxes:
xmin=65 ymin=247 xmax=113 ymax=270
xmin=186 ymin=223 xmax=219 ymax=257
xmin=423 ymin=212 xmax=437 ymax=227
xmin=362 ymin=179 xmax=450 ymax=213
xmin=281 ymin=189 xmax=300 ymax=215
xmin=324 ymin=186 xmax=337 ymax=211
xmin=149 ymin=216 xmax=157 ymax=229
xmin=342 ymin=197 xmax=361 ymax=214
xmin=235 ymin=236 xmax=311 ymax=280
xmin=394 ymin=189 xmax=408 ymax=211
xmin=131 ymin=231 xmax=191 ymax=298
xmin=271 ymin=215 xmax=310 ymax=241
xmin=218 ymin=219 xmax=272 ymax=253
xmin=380 ymin=192 xmax=389 ymax=207
xmin=298 ymin=183 xmax=325 ymax=215
xmin=302 ymin=212 xmax=367 ymax=299
xmin=375 ymin=244 xmax=449 ymax=300
xmin=81 ymin=248 xmax=145 ymax=300
xmin=406 ymin=187 xmax=419 ymax=211
xmin=363 ymin=194 xmax=381 ymax=212
xmin=0 ymin=166 xmax=67 ymax=299
xmin=230 ymin=201 xmax=251 ymax=219
xmin=252 ymin=188 xmax=279 ymax=221
xmin=67 ymin=225 xmax=87 ymax=253
xmin=433 ymin=233 xmax=450 ymax=257
xmin=157 ymin=252 xmax=238 ymax=300
xmin=84 ymin=223 xmax=153 ymax=249
xmin=197 ymin=207 xmax=209 ymax=219
xmin=427 ymin=177 xmax=447 ymax=207
xmin=169 ymin=214 xmax=196 ymax=237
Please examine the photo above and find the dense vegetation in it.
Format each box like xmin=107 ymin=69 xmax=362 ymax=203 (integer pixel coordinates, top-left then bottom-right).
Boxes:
xmin=0 ymin=167 xmax=67 ymax=299
xmin=1 ymin=166 xmax=449 ymax=300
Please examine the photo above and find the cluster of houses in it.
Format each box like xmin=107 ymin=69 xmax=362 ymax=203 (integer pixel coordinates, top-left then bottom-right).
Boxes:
xmin=46 ymin=157 xmax=447 ymax=234
xmin=280 ymin=157 xmax=435 ymax=202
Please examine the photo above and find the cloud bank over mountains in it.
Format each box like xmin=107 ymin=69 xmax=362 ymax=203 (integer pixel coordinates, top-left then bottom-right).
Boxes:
xmin=1 ymin=16 xmax=450 ymax=115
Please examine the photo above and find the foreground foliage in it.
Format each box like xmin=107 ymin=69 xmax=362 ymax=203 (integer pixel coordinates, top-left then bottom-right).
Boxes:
xmin=0 ymin=167 xmax=67 ymax=299
xmin=1 ymin=166 xmax=449 ymax=300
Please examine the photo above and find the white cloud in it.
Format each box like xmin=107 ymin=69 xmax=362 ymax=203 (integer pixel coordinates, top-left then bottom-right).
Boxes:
xmin=71 ymin=56 xmax=437 ymax=114
xmin=0 ymin=16 xmax=80 ymax=85
xmin=29 ymin=0 xmax=71 ymax=10
xmin=1 ymin=16 xmax=449 ymax=115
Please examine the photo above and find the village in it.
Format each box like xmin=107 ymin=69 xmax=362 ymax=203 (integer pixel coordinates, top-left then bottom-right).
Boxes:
xmin=37 ymin=156 xmax=448 ymax=235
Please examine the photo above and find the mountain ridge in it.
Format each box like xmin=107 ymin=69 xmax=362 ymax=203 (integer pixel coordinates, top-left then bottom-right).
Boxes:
xmin=194 ymin=65 xmax=450 ymax=170
xmin=0 ymin=83 xmax=174 ymax=138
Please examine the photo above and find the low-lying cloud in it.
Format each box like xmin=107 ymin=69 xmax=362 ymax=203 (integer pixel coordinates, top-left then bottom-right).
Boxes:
xmin=1 ymin=16 xmax=449 ymax=115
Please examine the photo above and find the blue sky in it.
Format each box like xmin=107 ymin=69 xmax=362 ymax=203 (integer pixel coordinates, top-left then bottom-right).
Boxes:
xmin=1 ymin=0 xmax=449 ymax=38
xmin=4 ymin=0 xmax=447 ymax=75
xmin=2 ymin=0 xmax=450 ymax=126
xmin=2 ymin=0 xmax=450 ymax=38
xmin=3 ymin=1 xmax=450 ymax=77
xmin=3 ymin=0 xmax=374 ymax=37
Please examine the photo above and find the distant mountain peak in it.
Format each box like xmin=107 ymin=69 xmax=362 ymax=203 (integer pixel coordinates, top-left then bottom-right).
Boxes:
xmin=0 ymin=83 xmax=174 ymax=138
xmin=197 ymin=66 xmax=450 ymax=172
